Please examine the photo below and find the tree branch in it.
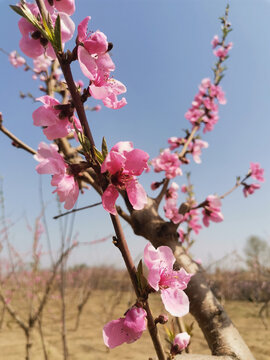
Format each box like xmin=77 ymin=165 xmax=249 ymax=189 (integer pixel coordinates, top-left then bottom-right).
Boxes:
xmin=0 ymin=290 xmax=28 ymax=332
xmin=53 ymin=202 xmax=102 ymax=220
xmin=116 ymin=206 xmax=132 ymax=225
xmin=0 ymin=122 xmax=36 ymax=155
xmin=155 ymin=178 xmax=170 ymax=207
xmin=30 ymin=243 xmax=76 ymax=325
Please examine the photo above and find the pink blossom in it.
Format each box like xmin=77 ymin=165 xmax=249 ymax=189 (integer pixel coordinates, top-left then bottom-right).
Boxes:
xmin=173 ymin=332 xmax=190 ymax=351
xmin=18 ymin=3 xmax=75 ymax=59
xmin=101 ymin=142 xmax=149 ymax=214
xmin=178 ymin=228 xmax=185 ymax=243
xmin=164 ymin=198 xmax=183 ymax=224
xmin=167 ymin=182 xmax=179 ymax=200
xmin=103 ymin=307 xmax=147 ymax=348
xmin=9 ymin=51 xmax=26 ymax=68
xmin=190 ymin=139 xmax=208 ymax=164
xmin=35 ymin=219 xmax=45 ymax=239
xmin=44 ymin=0 xmax=75 ymax=15
xmin=250 ymin=163 xmax=264 ymax=182
xmin=75 ymin=80 xmax=84 ymax=88
xmin=33 ymin=55 xmax=51 ymax=73
xmin=202 ymin=195 xmax=224 ymax=227
xmin=90 ymin=79 xmax=127 ymax=110
xmin=92 ymin=104 xmax=102 ymax=111
xmin=211 ymin=35 xmax=219 ymax=48
xmin=243 ymin=183 xmax=261 ymax=198
xmin=144 ymin=243 xmax=191 ymax=317
xmin=213 ymin=42 xmax=233 ymax=59
xmin=34 ymin=142 xmax=79 ymax=209
xmin=77 ymin=17 xmax=112 ymax=80
xmin=151 ymin=181 xmax=160 ymax=190
xmin=164 ymin=183 xmax=184 ymax=224
xmin=168 ymin=136 xmax=185 ymax=150
xmin=152 ymin=149 xmax=182 ymax=179
xmin=213 ymin=85 xmax=227 ymax=105
xmin=188 ymin=209 xmax=202 ymax=234
xmin=77 ymin=17 xmax=127 ymax=109
xmin=32 ymin=96 xmax=81 ymax=140
xmin=185 ymin=78 xmax=226 ymax=133
xmin=181 ymin=185 xmax=187 ymax=193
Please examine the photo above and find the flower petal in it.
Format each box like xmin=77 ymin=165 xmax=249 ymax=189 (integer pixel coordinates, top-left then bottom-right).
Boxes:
xmin=126 ymin=180 xmax=147 ymax=210
xmin=101 ymin=151 xmax=126 ymax=174
xmin=161 ymin=288 xmax=189 ymax=317
xmin=78 ymin=46 xmax=97 ymax=81
xmin=144 ymin=243 xmax=175 ymax=271
xmin=102 ymin=184 xmax=119 ymax=215
xmin=103 ymin=318 xmax=128 ymax=349
xmin=124 ymin=149 xmax=149 ymax=176
xmin=124 ymin=307 xmax=147 ymax=332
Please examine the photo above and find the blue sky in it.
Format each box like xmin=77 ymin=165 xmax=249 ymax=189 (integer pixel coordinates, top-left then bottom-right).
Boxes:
xmin=0 ymin=0 xmax=269 ymax=268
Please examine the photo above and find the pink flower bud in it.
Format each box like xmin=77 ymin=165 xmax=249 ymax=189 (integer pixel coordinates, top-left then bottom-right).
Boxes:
xmin=173 ymin=332 xmax=190 ymax=351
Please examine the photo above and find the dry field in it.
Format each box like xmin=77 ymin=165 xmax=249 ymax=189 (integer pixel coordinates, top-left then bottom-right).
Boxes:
xmin=0 ymin=290 xmax=269 ymax=360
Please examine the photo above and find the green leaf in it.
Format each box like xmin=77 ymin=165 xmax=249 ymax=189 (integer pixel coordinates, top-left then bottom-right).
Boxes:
xmin=102 ymin=136 xmax=108 ymax=159
xmin=42 ymin=14 xmax=53 ymax=42
xmin=137 ymin=259 xmax=143 ymax=276
xmin=54 ymin=15 xmax=62 ymax=52
xmin=9 ymin=5 xmax=24 ymax=17
xmin=10 ymin=3 xmax=49 ymax=41
xmin=94 ymin=147 xmax=104 ymax=164
xmin=136 ymin=260 xmax=148 ymax=292
xmin=83 ymin=136 xmax=91 ymax=153
xmin=73 ymin=121 xmax=91 ymax=154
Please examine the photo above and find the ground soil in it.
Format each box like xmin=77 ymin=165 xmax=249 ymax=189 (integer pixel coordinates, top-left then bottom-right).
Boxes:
xmin=0 ymin=290 xmax=269 ymax=359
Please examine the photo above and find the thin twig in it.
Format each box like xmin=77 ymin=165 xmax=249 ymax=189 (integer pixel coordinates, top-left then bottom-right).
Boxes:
xmin=179 ymin=126 xmax=199 ymax=159
xmin=0 ymin=123 xmax=36 ymax=155
xmin=53 ymin=201 xmax=102 ymax=220
xmin=155 ymin=178 xmax=170 ymax=207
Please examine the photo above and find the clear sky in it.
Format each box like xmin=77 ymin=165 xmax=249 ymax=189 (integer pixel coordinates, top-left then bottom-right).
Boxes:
xmin=0 ymin=0 xmax=269 ymax=268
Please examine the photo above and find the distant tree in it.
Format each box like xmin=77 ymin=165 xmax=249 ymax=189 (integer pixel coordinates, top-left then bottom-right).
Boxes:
xmin=244 ymin=236 xmax=270 ymax=271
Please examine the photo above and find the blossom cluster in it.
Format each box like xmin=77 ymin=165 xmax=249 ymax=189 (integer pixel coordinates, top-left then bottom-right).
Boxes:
xmin=202 ymin=195 xmax=224 ymax=227
xmin=152 ymin=149 xmax=182 ymax=179
xmin=18 ymin=2 xmax=75 ymax=59
xmin=211 ymin=34 xmax=233 ymax=59
xmin=163 ymin=183 xmax=222 ymax=239
xmin=77 ymin=17 xmax=127 ymax=109
xmin=164 ymin=182 xmax=183 ymax=224
xmin=8 ymin=50 xmax=26 ymax=68
xmin=168 ymin=136 xmax=209 ymax=164
xmin=242 ymin=162 xmax=264 ymax=197
xmin=34 ymin=142 xmax=79 ymax=209
xmin=33 ymin=95 xmax=82 ymax=140
xmin=185 ymin=77 xmax=226 ymax=133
